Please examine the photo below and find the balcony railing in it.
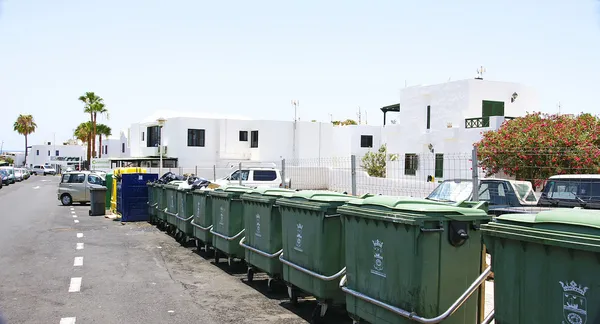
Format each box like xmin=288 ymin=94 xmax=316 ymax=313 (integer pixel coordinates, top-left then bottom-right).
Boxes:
xmin=465 ymin=117 xmax=490 ymax=129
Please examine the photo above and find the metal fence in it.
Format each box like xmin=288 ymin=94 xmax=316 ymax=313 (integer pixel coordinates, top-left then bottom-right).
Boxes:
xmin=144 ymin=147 xmax=600 ymax=200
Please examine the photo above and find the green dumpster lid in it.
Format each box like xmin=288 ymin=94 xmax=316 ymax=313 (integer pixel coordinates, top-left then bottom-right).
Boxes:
xmin=241 ymin=188 xmax=295 ymax=203
xmin=339 ymin=195 xmax=489 ymax=223
xmin=482 ymin=209 xmax=600 ymax=253
xmin=289 ymin=190 xmax=353 ymax=202
xmin=346 ymin=196 xmax=487 ymax=215
xmin=496 ymin=209 xmax=600 ymax=229
xmin=277 ymin=190 xmax=356 ymax=212
xmin=250 ymin=187 xmax=296 ymax=197
xmin=214 ymin=184 xmax=252 ymax=193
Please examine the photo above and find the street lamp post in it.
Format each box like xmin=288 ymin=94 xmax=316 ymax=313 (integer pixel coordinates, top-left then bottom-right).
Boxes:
xmin=157 ymin=117 xmax=166 ymax=176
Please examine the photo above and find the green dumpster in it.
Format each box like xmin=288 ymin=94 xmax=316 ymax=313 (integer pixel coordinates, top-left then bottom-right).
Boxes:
xmin=105 ymin=174 xmax=113 ymax=210
xmin=240 ymin=187 xmax=296 ymax=285
xmin=175 ymin=187 xmax=194 ymax=243
xmin=146 ymin=182 xmax=157 ymax=224
xmin=209 ymin=185 xmax=252 ymax=265
xmin=338 ymin=196 xmax=490 ymax=324
xmin=155 ymin=183 xmax=168 ymax=229
xmin=277 ymin=190 xmax=356 ymax=320
xmin=164 ymin=181 xmax=185 ymax=233
xmin=191 ymin=188 xmax=214 ymax=253
xmin=482 ymin=209 xmax=600 ymax=324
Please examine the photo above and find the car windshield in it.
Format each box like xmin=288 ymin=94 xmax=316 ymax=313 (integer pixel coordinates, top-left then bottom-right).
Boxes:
xmin=426 ymin=180 xmax=473 ymax=202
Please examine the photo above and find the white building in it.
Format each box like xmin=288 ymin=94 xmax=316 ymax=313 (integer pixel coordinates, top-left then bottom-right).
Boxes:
xmin=1 ymin=152 xmax=26 ymax=167
xmin=27 ymin=143 xmax=86 ymax=168
xmin=99 ymin=130 xmax=130 ymax=159
xmin=382 ymin=78 xmax=539 ymax=182
xmin=124 ymin=110 xmax=381 ymax=168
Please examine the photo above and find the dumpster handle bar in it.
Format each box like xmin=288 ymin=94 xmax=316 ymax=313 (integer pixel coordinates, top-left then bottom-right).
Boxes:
xmin=165 ymin=210 xmax=179 ymax=217
xmin=339 ymin=266 xmax=492 ymax=324
xmin=175 ymin=214 xmax=194 ymax=221
xmin=190 ymin=220 xmax=213 ymax=231
xmin=210 ymin=228 xmax=245 ymax=241
xmin=239 ymin=237 xmax=282 ymax=259
xmin=147 ymin=202 xmax=158 ymax=207
xmin=482 ymin=310 xmax=494 ymax=324
xmin=279 ymin=253 xmax=346 ymax=282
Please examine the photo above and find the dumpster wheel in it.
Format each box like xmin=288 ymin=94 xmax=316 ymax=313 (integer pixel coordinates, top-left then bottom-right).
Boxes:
xmin=310 ymin=302 xmax=328 ymax=324
xmin=247 ymin=267 xmax=254 ymax=282
xmin=287 ymin=285 xmax=299 ymax=306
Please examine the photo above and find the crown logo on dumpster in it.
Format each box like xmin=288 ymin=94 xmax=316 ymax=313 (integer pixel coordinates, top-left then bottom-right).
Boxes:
xmin=372 ymin=239 xmax=383 ymax=249
xmin=561 ymin=281 xmax=589 ymax=296
xmin=297 ymin=224 xmax=303 ymax=230
xmin=560 ymin=280 xmax=589 ymax=324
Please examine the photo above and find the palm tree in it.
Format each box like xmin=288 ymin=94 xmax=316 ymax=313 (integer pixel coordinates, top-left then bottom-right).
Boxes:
xmin=13 ymin=114 xmax=37 ymax=164
xmin=74 ymin=122 xmax=93 ymax=163
xmin=78 ymin=92 xmax=105 ymax=160
xmin=95 ymin=124 xmax=112 ymax=158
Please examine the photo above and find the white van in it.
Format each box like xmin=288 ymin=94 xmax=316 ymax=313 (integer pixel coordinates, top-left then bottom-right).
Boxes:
xmin=32 ymin=165 xmax=57 ymax=176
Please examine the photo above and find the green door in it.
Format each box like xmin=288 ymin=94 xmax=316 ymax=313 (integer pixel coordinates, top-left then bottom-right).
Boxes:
xmin=435 ymin=153 xmax=443 ymax=178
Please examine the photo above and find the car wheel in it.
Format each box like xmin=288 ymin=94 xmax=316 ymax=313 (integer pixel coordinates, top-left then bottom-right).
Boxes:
xmin=61 ymin=194 xmax=73 ymax=206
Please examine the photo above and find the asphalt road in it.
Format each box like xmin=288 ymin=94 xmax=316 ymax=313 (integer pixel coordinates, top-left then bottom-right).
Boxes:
xmin=0 ymin=176 xmax=494 ymax=324
xmin=0 ymin=176 xmax=352 ymax=324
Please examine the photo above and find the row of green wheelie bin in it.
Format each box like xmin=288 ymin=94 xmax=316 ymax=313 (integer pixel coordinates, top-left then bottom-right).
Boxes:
xmin=147 ymin=182 xmax=600 ymax=324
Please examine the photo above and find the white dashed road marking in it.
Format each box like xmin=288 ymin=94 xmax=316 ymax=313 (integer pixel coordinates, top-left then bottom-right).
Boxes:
xmin=71 ymin=211 xmax=76 ymax=214
xmin=72 ymin=215 xmax=77 ymax=218
xmin=73 ymin=257 xmax=83 ymax=267
xmin=76 ymin=243 xmax=84 ymax=250
xmin=33 ymin=186 xmax=40 ymax=189
xmin=68 ymin=277 xmax=82 ymax=292
xmin=70 ymin=207 xmax=74 ymax=211
xmin=74 ymin=220 xmax=79 ymax=223
xmin=77 ymin=233 xmax=83 ymax=238
xmin=60 ymin=317 xmax=76 ymax=324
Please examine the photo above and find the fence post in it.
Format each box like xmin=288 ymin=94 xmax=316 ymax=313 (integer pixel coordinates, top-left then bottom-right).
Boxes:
xmin=281 ymin=159 xmax=286 ymax=188
xmin=471 ymin=147 xmax=479 ymax=202
xmin=238 ymin=162 xmax=242 ymax=186
xmin=351 ymin=155 xmax=357 ymax=196
xmin=213 ymin=165 xmax=216 ymax=181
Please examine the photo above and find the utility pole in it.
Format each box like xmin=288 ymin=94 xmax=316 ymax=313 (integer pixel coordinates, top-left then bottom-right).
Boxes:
xmin=357 ymin=107 xmax=362 ymax=125
xmin=291 ymin=100 xmax=299 ymax=160
xmin=0 ymin=141 xmax=3 ymax=155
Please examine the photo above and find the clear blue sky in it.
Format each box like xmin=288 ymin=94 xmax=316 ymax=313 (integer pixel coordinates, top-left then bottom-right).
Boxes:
xmin=1 ymin=0 xmax=599 ymax=151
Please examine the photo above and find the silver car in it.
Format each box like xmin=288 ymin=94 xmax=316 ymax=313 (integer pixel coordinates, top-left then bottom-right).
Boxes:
xmin=57 ymin=171 xmax=106 ymax=205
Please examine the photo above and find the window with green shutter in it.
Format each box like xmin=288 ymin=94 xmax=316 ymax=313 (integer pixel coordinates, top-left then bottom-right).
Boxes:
xmin=482 ymin=100 xmax=505 ymax=117
xmin=435 ymin=153 xmax=443 ymax=178
xmin=404 ymin=153 xmax=418 ymax=176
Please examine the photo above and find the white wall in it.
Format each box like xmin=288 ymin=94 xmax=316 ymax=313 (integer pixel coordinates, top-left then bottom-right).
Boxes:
xmin=126 ymin=116 xmax=382 ymax=167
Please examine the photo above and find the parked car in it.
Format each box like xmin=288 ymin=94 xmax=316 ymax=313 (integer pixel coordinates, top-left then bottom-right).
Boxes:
xmin=0 ymin=167 xmax=16 ymax=184
xmin=13 ymin=168 xmax=23 ymax=182
xmin=0 ymin=170 xmax=9 ymax=186
xmin=20 ymin=168 xmax=31 ymax=180
xmin=32 ymin=165 xmax=56 ymax=176
xmin=57 ymin=171 xmax=106 ymax=206
xmin=215 ymin=166 xmax=290 ymax=188
xmin=537 ymin=174 xmax=600 ymax=209
xmin=426 ymin=178 xmax=553 ymax=215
